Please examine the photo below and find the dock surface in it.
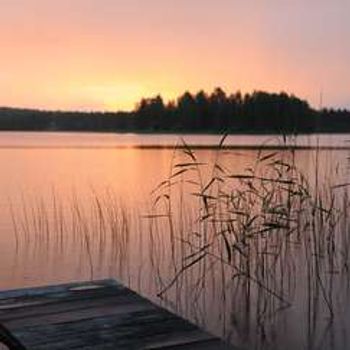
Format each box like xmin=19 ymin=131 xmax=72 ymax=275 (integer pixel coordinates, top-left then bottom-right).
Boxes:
xmin=0 ymin=280 xmax=234 ymax=349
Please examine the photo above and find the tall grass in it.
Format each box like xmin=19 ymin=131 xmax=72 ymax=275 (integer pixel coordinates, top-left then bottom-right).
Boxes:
xmin=149 ymin=136 xmax=350 ymax=349
xmin=11 ymin=190 xmax=143 ymax=287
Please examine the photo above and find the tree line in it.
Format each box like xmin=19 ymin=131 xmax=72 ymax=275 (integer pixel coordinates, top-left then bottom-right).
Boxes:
xmin=0 ymin=88 xmax=349 ymax=133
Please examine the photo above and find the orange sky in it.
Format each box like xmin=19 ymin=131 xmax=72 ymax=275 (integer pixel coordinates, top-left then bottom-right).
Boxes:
xmin=1 ymin=0 xmax=349 ymax=111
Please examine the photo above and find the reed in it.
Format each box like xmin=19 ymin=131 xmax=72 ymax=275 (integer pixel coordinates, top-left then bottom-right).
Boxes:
xmin=149 ymin=136 xmax=350 ymax=349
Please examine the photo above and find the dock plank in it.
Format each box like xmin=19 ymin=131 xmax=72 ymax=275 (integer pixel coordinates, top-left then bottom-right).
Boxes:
xmin=0 ymin=280 xmax=235 ymax=350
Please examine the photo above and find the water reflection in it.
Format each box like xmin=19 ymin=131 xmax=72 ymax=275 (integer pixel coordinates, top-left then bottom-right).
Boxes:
xmin=1 ymin=133 xmax=350 ymax=350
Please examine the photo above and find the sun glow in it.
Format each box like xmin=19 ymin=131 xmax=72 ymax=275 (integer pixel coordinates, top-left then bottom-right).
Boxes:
xmin=78 ymin=84 xmax=150 ymax=111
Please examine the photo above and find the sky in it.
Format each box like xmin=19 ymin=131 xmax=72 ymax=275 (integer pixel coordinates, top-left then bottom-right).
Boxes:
xmin=0 ymin=0 xmax=349 ymax=111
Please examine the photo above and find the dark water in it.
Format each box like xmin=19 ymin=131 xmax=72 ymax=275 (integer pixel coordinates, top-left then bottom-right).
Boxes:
xmin=1 ymin=132 xmax=350 ymax=350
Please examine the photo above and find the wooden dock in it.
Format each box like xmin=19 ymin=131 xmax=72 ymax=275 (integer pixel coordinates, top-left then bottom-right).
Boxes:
xmin=0 ymin=280 xmax=235 ymax=349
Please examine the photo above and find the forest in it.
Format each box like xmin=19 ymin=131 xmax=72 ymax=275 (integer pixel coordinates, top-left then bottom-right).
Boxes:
xmin=0 ymin=89 xmax=349 ymax=134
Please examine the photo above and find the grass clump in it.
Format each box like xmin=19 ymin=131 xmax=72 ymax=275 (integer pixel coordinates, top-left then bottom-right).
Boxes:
xmin=149 ymin=136 xmax=350 ymax=349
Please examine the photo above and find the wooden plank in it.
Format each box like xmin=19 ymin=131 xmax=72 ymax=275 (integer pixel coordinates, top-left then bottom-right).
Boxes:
xmin=0 ymin=280 xmax=120 ymax=300
xmin=1 ymin=293 xmax=157 ymax=328
xmin=0 ymin=280 xmax=236 ymax=350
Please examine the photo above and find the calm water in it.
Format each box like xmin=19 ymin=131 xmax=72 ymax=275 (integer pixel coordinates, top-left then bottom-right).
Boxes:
xmin=1 ymin=132 xmax=350 ymax=350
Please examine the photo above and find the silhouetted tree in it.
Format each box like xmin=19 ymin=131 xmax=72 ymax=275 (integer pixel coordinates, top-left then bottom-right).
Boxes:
xmin=1 ymin=88 xmax=349 ymax=133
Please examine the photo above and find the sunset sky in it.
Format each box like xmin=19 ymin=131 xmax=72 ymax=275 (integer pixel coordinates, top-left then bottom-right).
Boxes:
xmin=1 ymin=0 xmax=349 ymax=111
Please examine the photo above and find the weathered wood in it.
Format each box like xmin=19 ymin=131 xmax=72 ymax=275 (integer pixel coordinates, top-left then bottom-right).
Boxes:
xmin=0 ymin=280 xmax=235 ymax=350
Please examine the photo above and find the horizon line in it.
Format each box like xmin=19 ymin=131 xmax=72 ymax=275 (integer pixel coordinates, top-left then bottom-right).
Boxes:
xmin=0 ymin=88 xmax=349 ymax=114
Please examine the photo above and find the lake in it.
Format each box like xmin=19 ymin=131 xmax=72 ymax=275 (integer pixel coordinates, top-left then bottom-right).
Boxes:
xmin=1 ymin=131 xmax=350 ymax=350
